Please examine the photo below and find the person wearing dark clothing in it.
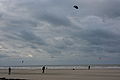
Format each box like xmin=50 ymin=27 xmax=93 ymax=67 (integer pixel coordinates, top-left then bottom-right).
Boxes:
xmin=88 ymin=65 xmax=90 ymax=70
xmin=8 ymin=67 xmax=11 ymax=75
xmin=42 ymin=66 xmax=45 ymax=73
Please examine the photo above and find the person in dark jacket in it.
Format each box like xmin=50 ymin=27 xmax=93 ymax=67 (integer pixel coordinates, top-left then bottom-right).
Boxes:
xmin=88 ymin=65 xmax=91 ymax=70
xmin=42 ymin=66 xmax=46 ymax=73
xmin=8 ymin=67 xmax=11 ymax=75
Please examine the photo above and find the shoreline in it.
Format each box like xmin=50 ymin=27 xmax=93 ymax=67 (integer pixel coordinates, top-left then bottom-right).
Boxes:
xmin=0 ymin=64 xmax=120 ymax=70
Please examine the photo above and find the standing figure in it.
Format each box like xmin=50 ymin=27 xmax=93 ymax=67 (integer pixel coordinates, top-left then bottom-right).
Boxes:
xmin=8 ymin=67 xmax=11 ymax=75
xmin=42 ymin=66 xmax=45 ymax=73
xmin=88 ymin=65 xmax=90 ymax=70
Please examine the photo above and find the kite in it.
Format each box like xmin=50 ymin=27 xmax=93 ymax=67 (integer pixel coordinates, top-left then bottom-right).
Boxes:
xmin=73 ymin=5 xmax=79 ymax=9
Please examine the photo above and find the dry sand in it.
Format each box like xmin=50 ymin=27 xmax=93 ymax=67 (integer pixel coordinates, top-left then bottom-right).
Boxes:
xmin=0 ymin=69 xmax=120 ymax=80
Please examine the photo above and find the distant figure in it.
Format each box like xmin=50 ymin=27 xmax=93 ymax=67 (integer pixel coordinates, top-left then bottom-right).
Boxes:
xmin=88 ymin=65 xmax=90 ymax=70
xmin=21 ymin=60 xmax=24 ymax=63
xmin=8 ymin=67 xmax=11 ymax=75
xmin=73 ymin=67 xmax=76 ymax=70
xmin=42 ymin=66 xmax=45 ymax=73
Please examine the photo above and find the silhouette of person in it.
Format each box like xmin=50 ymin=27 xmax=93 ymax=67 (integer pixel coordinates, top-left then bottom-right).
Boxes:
xmin=88 ymin=65 xmax=90 ymax=70
xmin=8 ymin=67 xmax=11 ymax=75
xmin=42 ymin=66 xmax=45 ymax=73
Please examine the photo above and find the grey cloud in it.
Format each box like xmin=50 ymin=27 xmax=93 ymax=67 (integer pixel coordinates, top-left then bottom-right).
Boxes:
xmin=45 ymin=47 xmax=61 ymax=55
xmin=0 ymin=14 xmax=3 ymax=18
xmin=75 ymin=29 xmax=120 ymax=54
xmin=80 ymin=29 xmax=120 ymax=45
xmin=101 ymin=0 xmax=120 ymax=18
xmin=39 ymin=13 xmax=72 ymax=27
xmin=17 ymin=30 xmax=46 ymax=45
xmin=13 ymin=0 xmax=74 ymax=27
xmin=0 ymin=54 xmax=8 ymax=58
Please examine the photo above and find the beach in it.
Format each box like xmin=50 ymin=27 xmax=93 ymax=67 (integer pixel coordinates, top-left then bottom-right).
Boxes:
xmin=0 ymin=69 xmax=120 ymax=80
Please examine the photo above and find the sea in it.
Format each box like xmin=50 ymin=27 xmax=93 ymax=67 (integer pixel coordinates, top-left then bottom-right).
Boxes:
xmin=0 ymin=64 xmax=120 ymax=69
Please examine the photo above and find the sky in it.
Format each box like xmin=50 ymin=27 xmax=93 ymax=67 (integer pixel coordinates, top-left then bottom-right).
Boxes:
xmin=0 ymin=0 xmax=120 ymax=66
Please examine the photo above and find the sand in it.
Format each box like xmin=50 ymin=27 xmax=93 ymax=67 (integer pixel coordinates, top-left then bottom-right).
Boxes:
xmin=0 ymin=69 xmax=120 ymax=80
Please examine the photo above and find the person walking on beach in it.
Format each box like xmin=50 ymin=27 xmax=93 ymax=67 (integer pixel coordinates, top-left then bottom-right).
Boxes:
xmin=88 ymin=65 xmax=90 ymax=70
xmin=8 ymin=67 xmax=11 ymax=75
xmin=42 ymin=66 xmax=45 ymax=73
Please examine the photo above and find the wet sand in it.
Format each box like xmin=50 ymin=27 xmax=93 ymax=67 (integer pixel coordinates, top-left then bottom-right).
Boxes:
xmin=0 ymin=69 xmax=120 ymax=80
